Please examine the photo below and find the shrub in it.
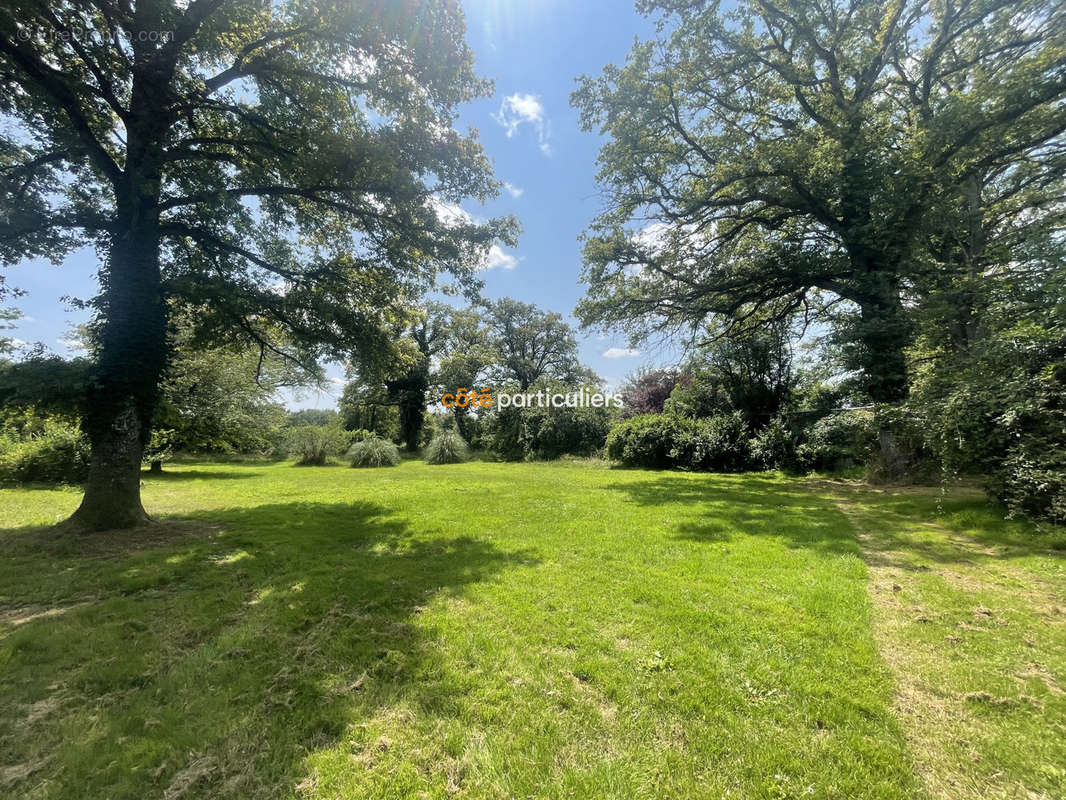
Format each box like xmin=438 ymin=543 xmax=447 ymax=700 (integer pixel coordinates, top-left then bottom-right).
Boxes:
xmin=287 ymin=425 xmax=350 ymax=465
xmin=605 ymin=412 xmax=752 ymax=471
xmin=487 ymin=398 xmax=612 ymax=461
xmin=990 ymin=439 xmax=1066 ymax=524
xmin=605 ymin=414 xmax=686 ymax=468
xmin=0 ymin=418 xmax=90 ymax=484
xmin=424 ymin=430 xmax=469 ymax=465
xmin=749 ymin=415 xmax=796 ymax=470
xmin=795 ymin=410 xmax=876 ymax=472
xmin=348 ymin=436 xmax=401 ymax=468
xmin=671 ymin=411 xmax=751 ymax=471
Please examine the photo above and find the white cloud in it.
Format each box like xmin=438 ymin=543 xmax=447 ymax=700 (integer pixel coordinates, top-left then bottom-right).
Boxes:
xmin=602 ymin=347 xmax=640 ymax=359
xmin=503 ymin=181 xmax=524 ymax=198
xmin=634 ymin=222 xmax=670 ymax=255
xmin=492 ymin=92 xmax=551 ymax=156
xmin=428 ymin=197 xmax=474 ymax=228
xmin=482 ymin=245 xmax=519 ymax=271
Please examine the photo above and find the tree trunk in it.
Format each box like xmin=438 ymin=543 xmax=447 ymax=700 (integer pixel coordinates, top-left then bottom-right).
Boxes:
xmin=64 ymin=27 xmax=174 ymax=531
xmin=855 ymin=279 xmax=911 ymax=405
xmin=149 ymin=459 xmax=163 ymax=474
xmin=71 ymin=400 xmax=152 ymax=529
xmin=67 ymin=216 xmax=167 ymax=531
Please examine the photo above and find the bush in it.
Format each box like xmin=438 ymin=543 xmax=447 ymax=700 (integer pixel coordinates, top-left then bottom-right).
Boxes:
xmin=605 ymin=414 xmax=686 ymax=468
xmin=0 ymin=418 xmax=90 ymax=484
xmin=605 ymin=412 xmax=752 ymax=471
xmin=348 ymin=436 xmax=401 ymax=468
xmin=795 ymin=410 xmax=876 ymax=472
xmin=287 ymin=425 xmax=351 ymax=465
xmin=424 ymin=430 xmax=469 ymax=465
xmin=990 ymin=439 xmax=1066 ymax=524
xmin=487 ymin=397 xmax=612 ymax=461
xmin=673 ymin=411 xmax=751 ymax=471
xmin=749 ymin=415 xmax=796 ymax=470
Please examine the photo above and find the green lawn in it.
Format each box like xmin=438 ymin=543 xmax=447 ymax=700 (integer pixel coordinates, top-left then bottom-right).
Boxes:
xmin=1 ymin=461 xmax=1062 ymax=799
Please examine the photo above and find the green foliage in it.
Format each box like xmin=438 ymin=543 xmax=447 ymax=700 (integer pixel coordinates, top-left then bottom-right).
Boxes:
xmin=0 ymin=416 xmax=89 ymax=484
xmin=672 ymin=411 xmax=752 ymax=472
xmin=605 ymin=414 xmax=683 ymax=469
xmin=0 ymin=356 xmax=91 ymax=418
xmin=288 ymin=409 xmax=341 ymax=428
xmin=143 ymin=429 xmax=176 ymax=469
xmin=287 ymin=426 xmax=352 ymax=466
xmin=0 ymin=307 xmax=20 ymax=356
xmin=487 ymin=399 xmax=612 ymax=461
xmin=348 ymin=436 xmax=402 ymax=469
xmin=994 ymin=445 xmax=1066 ymax=525
xmin=573 ymin=0 xmax=1066 ymax=404
xmin=0 ymin=0 xmax=517 ymax=526
xmin=750 ymin=416 xmax=796 ymax=471
xmin=483 ymin=299 xmax=583 ymax=390
xmin=424 ymin=430 xmax=469 ymax=465
xmin=909 ymin=292 xmax=1066 ymax=521
xmin=606 ymin=412 xmax=752 ymax=471
xmin=154 ymin=317 xmax=295 ymax=455
xmin=796 ymin=411 xmax=877 ymax=473
xmin=339 ymin=381 xmax=400 ymax=441
xmin=484 ymin=378 xmax=614 ymax=461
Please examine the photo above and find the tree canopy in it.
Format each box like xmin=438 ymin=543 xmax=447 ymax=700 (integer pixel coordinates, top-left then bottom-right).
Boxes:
xmin=0 ymin=0 xmax=515 ymax=528
xmin=573 ymin=0 xmax=1066 ymax=403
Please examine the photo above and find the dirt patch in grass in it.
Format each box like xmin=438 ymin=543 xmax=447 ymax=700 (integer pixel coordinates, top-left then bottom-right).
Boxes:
xmin=0 ymin=600 xmax=94 ymax=627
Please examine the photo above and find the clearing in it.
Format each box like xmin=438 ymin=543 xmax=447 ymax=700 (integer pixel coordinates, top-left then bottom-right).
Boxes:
xmin=1 ymin=461 xmax=1063 ymax=799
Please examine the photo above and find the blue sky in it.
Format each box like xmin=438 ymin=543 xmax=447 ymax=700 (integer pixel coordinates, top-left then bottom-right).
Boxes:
xmin=4 ymin=0 xmax=666 ymax=409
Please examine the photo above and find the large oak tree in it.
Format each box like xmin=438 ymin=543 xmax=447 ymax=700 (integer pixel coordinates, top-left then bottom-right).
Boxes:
xmin=0 ymin=0 xmax=516 ymax=529
xmin=573 ymin=0 xmax=1066 ymax=405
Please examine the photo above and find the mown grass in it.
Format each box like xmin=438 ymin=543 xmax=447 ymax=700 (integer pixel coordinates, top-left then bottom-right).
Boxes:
xmin=825 ymin=483 xmax=1066 ymax=799
xmin=0 ymin=461 xmax=1061 ymax=799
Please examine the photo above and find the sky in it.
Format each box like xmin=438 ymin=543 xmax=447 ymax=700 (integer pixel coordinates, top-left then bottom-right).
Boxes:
xmin=3 ymin=0 xmax=667 ymax=410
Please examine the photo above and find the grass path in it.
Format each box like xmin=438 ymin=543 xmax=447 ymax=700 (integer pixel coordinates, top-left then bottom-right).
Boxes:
xmin=0 ymin=462 xmax=1062 ymax=799
xmin=824 ymin=482 xmax=1066 ymax=800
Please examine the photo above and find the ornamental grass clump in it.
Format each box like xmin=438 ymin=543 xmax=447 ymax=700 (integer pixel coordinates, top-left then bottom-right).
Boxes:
xmin=348 ymin=436 xmax=402 ymax=468
xmin=424 ymin=430 xmax=469 ymax=465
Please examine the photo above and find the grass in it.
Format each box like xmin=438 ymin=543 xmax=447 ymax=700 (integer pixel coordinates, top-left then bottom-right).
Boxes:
xmin=0 ymin=461 xmax=1062 ymax=799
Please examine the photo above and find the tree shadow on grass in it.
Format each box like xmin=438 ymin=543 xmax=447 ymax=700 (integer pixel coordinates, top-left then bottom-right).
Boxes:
xmin=603 ymin=473 xmax=860 ymax=556
xmin=818 ymin=481 xmax=1066 ymax=568
xmin=0 ymin=501 xmax=538 ymax=799
xmin=140 ymin=468 xmax=261 ymax=482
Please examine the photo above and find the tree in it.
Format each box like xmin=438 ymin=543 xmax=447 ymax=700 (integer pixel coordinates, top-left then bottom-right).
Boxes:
xmin=433 ymin=306 xmax=496 ymax=441
xmin=573 ymin=0 xmax=1066 ymax=405
xmin=338 ymin=378 xmax=398 ymax=439
xmin=346 ymin=302 xmax=450 ymax=450
xmin=483 ymin=298 xmax=581 ymax=390
xmin=287 ymin=409 xmax=340 ymax=428
xmin=386 ymin=303 xmax=449 ymax=450
xmin=152 ymin=318 xmax=299 ymax=456
xmin=665 ymin=319 xmax=796 ymax=427
xmin=0 ymin=0 xmax=516 ymax=529
xmin=0 ymin=307 xmax=20 ymax=357
xmin=617 ymin=367 xmax=679 ymax=417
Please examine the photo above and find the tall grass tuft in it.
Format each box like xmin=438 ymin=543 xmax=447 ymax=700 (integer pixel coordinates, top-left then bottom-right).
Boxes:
xmin=424 ymin=430 xmax=469 ymax=465
xmin=348 ymin=436 xmax=401 ymax=468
